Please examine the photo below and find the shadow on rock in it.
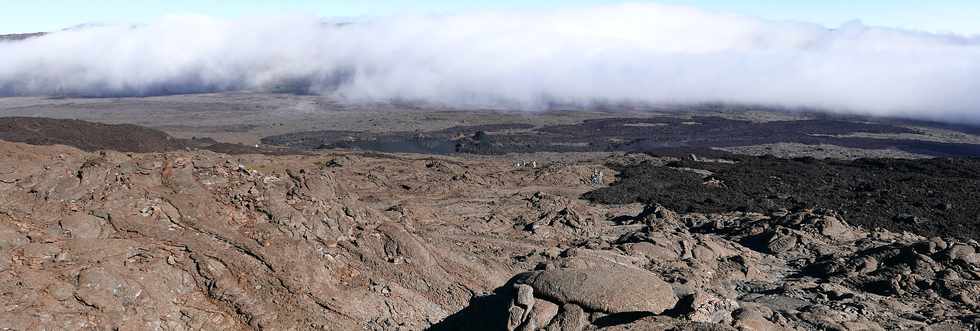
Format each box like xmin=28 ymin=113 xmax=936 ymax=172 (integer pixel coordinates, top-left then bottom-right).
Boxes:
xmin=427 ymin=289 xmax=513 ymax=331
xmin=591 ymin=312 xmax=656 ymax=328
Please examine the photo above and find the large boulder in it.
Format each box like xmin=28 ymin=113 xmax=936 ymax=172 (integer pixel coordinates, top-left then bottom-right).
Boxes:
xmin=515 ymin=267 xmax=678 ymax=314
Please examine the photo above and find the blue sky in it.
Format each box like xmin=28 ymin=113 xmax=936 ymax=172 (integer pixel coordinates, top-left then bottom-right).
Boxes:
xmin=3 ymin=0 xmax=980 ymax=35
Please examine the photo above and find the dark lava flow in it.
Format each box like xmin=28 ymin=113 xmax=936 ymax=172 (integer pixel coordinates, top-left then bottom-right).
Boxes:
xmin=262 ymin=116 xmax=980 ymax=157
xmin=7 ymin=116 xmax=980 ymax=240
xmin=0 ymin=117 xmax=296 ymax=155
xmin=0 ymin=117 xmax=188 ymax=153
xmin=261 ymin=114 xmax=980 ymax=240
xmin=584 ymin=153 xmax=980 ymax=241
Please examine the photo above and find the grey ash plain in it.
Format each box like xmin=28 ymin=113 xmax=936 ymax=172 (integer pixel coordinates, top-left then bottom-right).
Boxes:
xmin=2 ymin=92 xmax=979 ymax=158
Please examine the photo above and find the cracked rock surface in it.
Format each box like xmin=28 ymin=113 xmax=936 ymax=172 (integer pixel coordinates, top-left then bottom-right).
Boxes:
xmin=0 ymin=140 xmax=978 ymax=330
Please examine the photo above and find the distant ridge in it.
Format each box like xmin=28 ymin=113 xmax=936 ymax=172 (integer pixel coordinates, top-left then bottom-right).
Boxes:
xmin=0 ymin=32 xmax=46 ymax=42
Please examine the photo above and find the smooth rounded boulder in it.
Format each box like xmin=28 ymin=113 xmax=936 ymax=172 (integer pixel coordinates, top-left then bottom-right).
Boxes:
xmin=515 ymin=267 xmax=678 ymax=314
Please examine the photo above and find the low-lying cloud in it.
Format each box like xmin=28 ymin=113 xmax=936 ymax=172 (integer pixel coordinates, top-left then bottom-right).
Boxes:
xmin=2 ymin=3 xmax=980 ymax=123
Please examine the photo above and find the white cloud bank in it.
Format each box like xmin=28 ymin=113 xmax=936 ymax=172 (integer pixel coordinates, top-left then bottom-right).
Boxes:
xmin=2 ymin=3 xmax=980 ymax=122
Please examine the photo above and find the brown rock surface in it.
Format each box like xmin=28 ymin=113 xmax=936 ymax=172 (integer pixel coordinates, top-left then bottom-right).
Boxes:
xmin=1 ymin=139 xmax=979 ymax=330
xmin=516 ymin=268 xmax=678 ymax=314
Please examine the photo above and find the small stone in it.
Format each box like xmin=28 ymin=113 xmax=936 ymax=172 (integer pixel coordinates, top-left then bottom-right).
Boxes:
xmin=517 ymin=317 xmax=537 ymax=331
xmin=945 ymin=244 xmax=976 ymax=265
xmin=549 ymin=304 xmax=587 ymax=331
xmin=543 ymin=247 xmax=562 ymax=259
xmin=46 ymin=282 xmax=75 ymax=301
xmin=532 ymin=299 xmax=560 ymax=328
xmin=767 ymin=231 xmax=798 ymax=254
xmin=60 ymin=214 xmax=104 ymax=239
xmin=687 ymin=291 xmax=739 ymax=324
xmin=733 ymin=308 xmax=778 ymax=331
xmin=818 ymin=216 xmax=849 ymax=238
xmin=507 ymin=306 xmax=526 ymax=331
xmin=0 ymin=224 xmax=28 ymax=250
xmin=691 ymin=245 xmax=718 ymax=262
xmin=929 ymin=237 xmax=948 ymax=251
xmin=515 ymin=284 xmax=535 ymax=308
xmin=856 ymin=256 xmax=879 ymax=275
xmin=76 ymin=267 xmax=131 ymax=313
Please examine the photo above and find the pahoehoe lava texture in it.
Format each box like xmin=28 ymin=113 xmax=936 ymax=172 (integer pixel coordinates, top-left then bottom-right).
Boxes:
xmin=584 ymin=154 xmax=980 ymax=240
xmin=2 ymin=120 xmax=979 ymax=329
xmin=262 ymin=116 xmax=980 ymax=157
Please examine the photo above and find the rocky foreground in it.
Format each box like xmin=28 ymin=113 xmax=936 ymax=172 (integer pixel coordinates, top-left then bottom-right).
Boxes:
xmin=0 ymin=140 xmax=978 ymax=330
